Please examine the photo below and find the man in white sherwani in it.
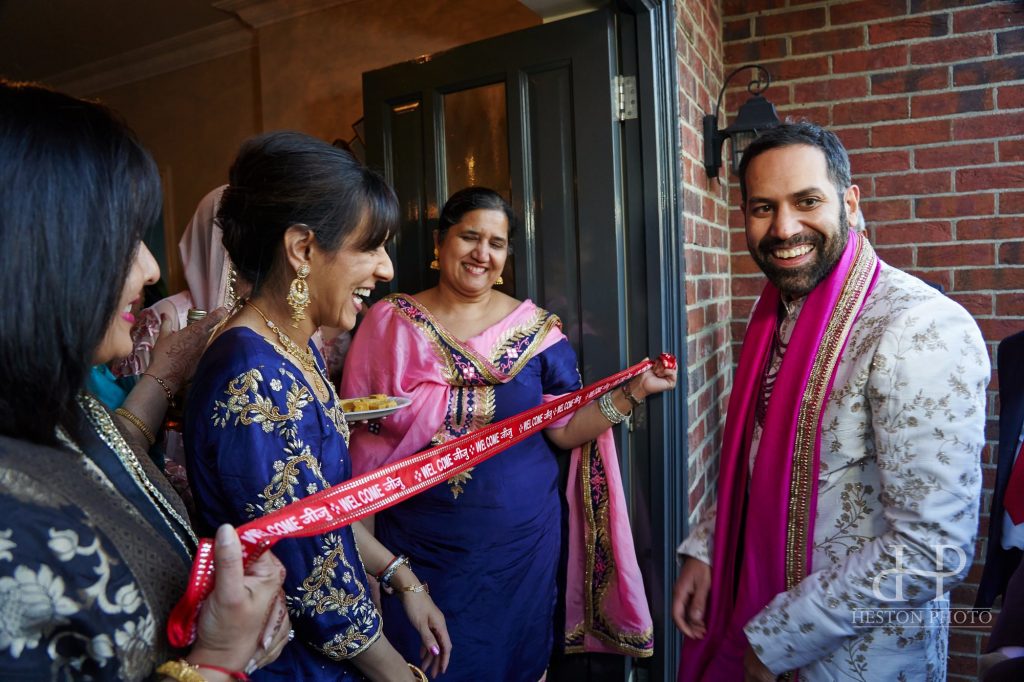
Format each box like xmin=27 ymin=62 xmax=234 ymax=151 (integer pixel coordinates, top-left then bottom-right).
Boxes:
xmin=672 ymin=121 xmax=989 ymax=682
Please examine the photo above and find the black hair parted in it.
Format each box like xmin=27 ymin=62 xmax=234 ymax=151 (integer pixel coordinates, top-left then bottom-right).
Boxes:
xmin=217 ymin=131 xmax=399 ymax=294
xmin=0 ymin=81 xmax=162 ymax=444
xmin=437 ymin=186 xmax=515 ymax=242
xmin=737 ymin=120 xmax=852 ymax=203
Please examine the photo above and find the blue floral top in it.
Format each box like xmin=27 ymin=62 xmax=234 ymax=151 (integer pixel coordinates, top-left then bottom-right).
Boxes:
xmin=0 ymin=395 xmax=194 ymax=680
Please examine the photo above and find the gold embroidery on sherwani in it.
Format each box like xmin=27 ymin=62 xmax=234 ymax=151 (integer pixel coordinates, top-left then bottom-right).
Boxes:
xmin=785 ymin=237 xmax=877 ymax=590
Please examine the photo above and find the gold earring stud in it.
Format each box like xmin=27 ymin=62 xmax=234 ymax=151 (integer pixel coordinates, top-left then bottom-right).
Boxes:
xmin=494 ymin=275 xmax=504 ymax=286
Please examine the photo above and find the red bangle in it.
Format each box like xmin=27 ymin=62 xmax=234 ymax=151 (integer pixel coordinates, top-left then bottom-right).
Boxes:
xmin=194 ymin=663 xmax=251 ymax=681
xmin=374 ymin=555 xmax=398 ymax=581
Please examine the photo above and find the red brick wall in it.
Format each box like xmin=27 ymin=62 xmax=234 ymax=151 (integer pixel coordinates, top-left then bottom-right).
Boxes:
xmin=715 ymin=1 xmax=1024 ymax=679
xmin=676 ymin=0 xmax=733 ymax=527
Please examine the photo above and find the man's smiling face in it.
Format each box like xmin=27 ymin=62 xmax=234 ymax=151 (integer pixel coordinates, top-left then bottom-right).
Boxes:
xmin=742 ymin=143 xmax=860 ymax=297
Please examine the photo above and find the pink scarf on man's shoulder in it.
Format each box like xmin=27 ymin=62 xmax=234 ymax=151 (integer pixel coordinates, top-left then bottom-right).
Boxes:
xmin=681 ymin=232 xmax=879 ymax=681
xmin=342 ymin=294 xmax=653 ymax=657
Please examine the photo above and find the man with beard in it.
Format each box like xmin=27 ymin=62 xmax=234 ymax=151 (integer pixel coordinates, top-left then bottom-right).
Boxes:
xmin=672 ymin=121 xmax=989 ymax=682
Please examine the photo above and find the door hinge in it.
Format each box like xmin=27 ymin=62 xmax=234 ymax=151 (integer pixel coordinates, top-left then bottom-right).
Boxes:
xmin=615 ymin=75 xmax=638 ymax=121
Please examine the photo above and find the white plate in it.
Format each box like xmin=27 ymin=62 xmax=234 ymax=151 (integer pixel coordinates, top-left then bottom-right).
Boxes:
xmin=341 ymin=396 xmax=411 ymax=422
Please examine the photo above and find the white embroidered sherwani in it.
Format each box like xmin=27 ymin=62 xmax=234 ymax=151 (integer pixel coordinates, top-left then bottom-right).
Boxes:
xmin=679 ymin=263 xmax=989 ymax=681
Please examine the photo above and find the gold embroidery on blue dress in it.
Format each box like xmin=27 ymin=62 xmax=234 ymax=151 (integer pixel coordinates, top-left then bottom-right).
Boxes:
xmin=212 ymin=366 xmax=349 ymax=444
xmin=447 ymin=470 xmax=473 ymax=499
xmin=388 ymin=295 xmax=562 ymax=499
xmin=289 ymin=531 xmax=381 ymax=660
xmin=384 ymin=293 xmax=562 ymax=386
xmin=213 ymin=364 xmax=374 ymax=656
xmin=435 ymin=384 xmax=495 ymax=498
xmin=244 ymin=440 xmax=327 ymax=517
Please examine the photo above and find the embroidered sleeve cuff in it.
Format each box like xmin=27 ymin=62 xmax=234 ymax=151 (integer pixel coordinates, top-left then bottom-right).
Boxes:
xmin=743 ymin=613 xmax=793 ymax=676
xmin=318 ymin=617 xmax=382 ymax=660
xmin=677 ymin=513 xmax=715 ymax=566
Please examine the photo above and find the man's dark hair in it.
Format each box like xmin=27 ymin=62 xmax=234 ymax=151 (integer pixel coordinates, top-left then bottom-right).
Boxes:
xmin=738 ymin=120 xmax=852 ymax=202
xmin=218 ymin=131 xmax=399 ymax=295
xmin=437 ymin=186 xmax=515 ymax=242
xmin=0 ymin=81 xmax=162 ymax=444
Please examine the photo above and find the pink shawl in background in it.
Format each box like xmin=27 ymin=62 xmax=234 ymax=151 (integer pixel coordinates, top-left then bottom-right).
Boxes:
xmin=342 ymin=294 xmax=654 ymax=657
xmin=152 ymin=185 xmax=231 ymax=331
xmin=680 ymin=232 xmax=879 ymax=681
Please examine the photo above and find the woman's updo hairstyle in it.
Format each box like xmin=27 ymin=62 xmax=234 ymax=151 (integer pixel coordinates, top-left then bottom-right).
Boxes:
xmin=437 ymin=186 xmax=515 ymax=243
xmin=218 ymin=131 xmax=398 ymax=294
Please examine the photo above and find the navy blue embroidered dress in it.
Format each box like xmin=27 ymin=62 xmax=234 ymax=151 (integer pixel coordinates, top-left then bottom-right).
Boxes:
xmin=186 ymin=328 xmax=379 ymax=681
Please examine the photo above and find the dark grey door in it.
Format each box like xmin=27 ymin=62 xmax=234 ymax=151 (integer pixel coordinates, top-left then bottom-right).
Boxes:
xmin=363 ymin=9 xmax=625 ymax=384
xmin=362 ymin=7 xmax=686 ymax=681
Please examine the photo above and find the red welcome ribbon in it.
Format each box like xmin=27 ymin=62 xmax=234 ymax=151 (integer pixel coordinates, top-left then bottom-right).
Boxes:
xmin=167 ymin=353 xmax=676 ymax=646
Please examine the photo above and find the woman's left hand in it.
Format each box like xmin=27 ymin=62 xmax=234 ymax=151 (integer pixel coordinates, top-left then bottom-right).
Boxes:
xmin=399 ymin=590 xmax=451 ymax=678
xmin=147 ymin=306 xmax=229 ymax=391
xmin=632 ymin=355 xmax=679 ymax=400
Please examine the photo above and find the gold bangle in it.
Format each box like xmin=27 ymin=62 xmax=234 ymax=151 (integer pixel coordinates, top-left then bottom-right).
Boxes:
xmin=114 ymin=407 xmax=156 ymax=446
xmin=143 ymin=372 xmax=176 ymax=405
xmin=408 ymin=663 xmax=428 ymax=681
xmin=156 ymin=659 xmax=207 ymax=682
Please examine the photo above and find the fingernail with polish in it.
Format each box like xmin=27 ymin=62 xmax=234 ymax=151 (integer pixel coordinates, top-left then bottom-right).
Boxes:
xmin=431 ymin=645 xmax=440 ymax=656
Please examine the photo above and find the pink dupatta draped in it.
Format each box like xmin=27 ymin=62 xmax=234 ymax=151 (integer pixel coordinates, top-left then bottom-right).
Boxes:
xmin=342 ymin=294 xmax=654 ymax=657
xmin=680 ymin=233 xmax=879 ymax=681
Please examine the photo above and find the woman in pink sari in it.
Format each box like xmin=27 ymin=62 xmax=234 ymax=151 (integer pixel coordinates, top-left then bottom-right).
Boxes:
xmin=342 ymin=187 xmax=677 ymax=680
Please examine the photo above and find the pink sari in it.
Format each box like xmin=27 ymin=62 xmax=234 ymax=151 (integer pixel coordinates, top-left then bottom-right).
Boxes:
xmin=680 ymin=233 xmax=879 ymax=681
xmin=343 ymin=294 xmax=654 ymax=657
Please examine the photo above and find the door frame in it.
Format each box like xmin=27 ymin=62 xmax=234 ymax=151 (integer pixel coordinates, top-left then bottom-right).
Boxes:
xmin=361 ymin=2 xmax=688 ymax=679
xmin=613 ymin=2 xmax=688 ymax=680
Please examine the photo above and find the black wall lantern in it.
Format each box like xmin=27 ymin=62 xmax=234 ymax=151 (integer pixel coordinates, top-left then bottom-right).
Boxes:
xmin=703 ymin=64 xmax=781 ymax=178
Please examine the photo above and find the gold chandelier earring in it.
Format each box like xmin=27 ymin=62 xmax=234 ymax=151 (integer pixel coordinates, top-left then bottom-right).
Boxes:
xmin=429 ymin=247 xmax=440 ymax=271
xmin=494 ymin=275 xmax=504 ymax=286
xmin=286 ymin=263 xmax=311 ymax=327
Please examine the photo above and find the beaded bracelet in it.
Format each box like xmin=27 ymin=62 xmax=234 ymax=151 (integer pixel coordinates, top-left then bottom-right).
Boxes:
xmin=598 ymin=392 xmax=629 ymax=425
xmin=114 ymin=407 xmax=157 ymax=446
xmin=620 ymin=382 xmax=645 ymax=408
xmin=143 ymin=372 xmax=176 ymax=405
xmin=397 ymin=582 xmax=429 ymax=594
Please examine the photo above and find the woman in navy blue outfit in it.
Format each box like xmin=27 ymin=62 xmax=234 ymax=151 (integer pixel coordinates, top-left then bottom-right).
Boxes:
xmin=186 ymin=131 xmax=450 ymax=681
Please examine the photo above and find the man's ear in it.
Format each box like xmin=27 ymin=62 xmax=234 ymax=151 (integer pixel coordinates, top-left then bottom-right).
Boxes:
xmin=282 ymin=224 xmax=315 ymax=271
xmin=844 ymin=184 xmax=861 ymax=230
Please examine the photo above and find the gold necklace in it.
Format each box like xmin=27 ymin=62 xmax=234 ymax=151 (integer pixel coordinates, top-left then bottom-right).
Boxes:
xmin=246 ymin=301 xmax=330 ymax=402
xmin=59 ymin=395 xmax=198 ymax=555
